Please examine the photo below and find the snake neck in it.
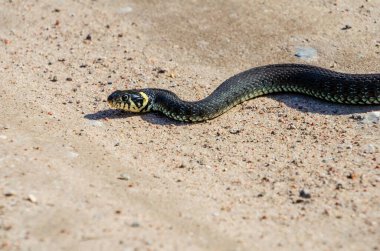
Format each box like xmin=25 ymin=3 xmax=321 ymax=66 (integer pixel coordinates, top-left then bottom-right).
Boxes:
xmin=141 ymin=87 xmax=263 ymax=122
xmin=142 ymin=88 xmax=208 ymax=122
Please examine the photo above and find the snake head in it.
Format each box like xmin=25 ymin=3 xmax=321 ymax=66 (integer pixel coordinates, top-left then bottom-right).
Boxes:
xmin=107 ymin=90 xmax=151 ymax=112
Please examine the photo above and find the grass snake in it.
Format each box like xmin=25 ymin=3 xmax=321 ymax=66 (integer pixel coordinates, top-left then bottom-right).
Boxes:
xmin=107 ymin=64 xmax=380 ymax=122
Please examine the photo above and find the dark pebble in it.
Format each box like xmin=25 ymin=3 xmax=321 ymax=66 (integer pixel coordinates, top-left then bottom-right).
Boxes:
xmin=294 ymin=199 xmax=304 ymax=204
xmin=336 ymin=183 xmax=344 ymax=190
xmin=299 ymin=189 xmax=311 ymax=199
xmin=341 ymin=25 xmax=352 ymax=30
xmin=85 ymin=34 xmax=92 ymax=41
xmin=153 ymin=67 xmax=166 ymax=74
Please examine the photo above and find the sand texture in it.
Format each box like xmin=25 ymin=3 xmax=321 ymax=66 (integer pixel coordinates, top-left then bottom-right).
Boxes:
xmin=0 ymin=0 xmax=379 ymax=250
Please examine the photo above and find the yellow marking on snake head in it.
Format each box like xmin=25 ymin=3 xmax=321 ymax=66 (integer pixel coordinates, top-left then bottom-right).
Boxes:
xmin=107 ymin=90 xmax=151 ymax=113
xmin=130 ymin=92 xmax=150 ymax=112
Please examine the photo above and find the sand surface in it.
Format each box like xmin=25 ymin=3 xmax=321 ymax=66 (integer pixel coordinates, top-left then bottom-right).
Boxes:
xmin=0 ymin=0 xmax=379 ymax=250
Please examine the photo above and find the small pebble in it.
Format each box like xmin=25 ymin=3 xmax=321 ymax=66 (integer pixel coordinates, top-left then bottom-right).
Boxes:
xmin=351 ymin=112 xmax=380 ymax=124
xmin=322 ymin=157 xmax=334 ymax=163
xmin=3 ymin=190 xmax=15 ymax=197
xmin=336 ymin=183 xmax=344 ymax=190
xmin=211 ymin=212 xmax=220 ymax=217
xmin=85 ymin=34 xmax=92 ymax=41
xmin=3 ymin=39 xmax=11 ymax=45
xmin=347 ymin=172 xmax=357 ymax=180
xmin=341 ymin=25 xmax=352 ymax=30
xmin=229 ymin=128 xmax=241 ymax=134
xmin=295 ymin=47 xmax=318 ymax=60
xmin=153 ymin=67 xmax=166 ymax=74
xmin=117 ymin=6 xmax=133 ymax=14
xmin=118 ymin=173 xmax=130 ymax=181
xmin=130 ymin=222 xmax=140 ymax=228
xmin=27 ymin=194 xmax=37 ymax=203
xmin=67 ymin=151 xmax=79 ymax=158
xmin=177 ymin=163 xmax=186 ymax=168
xmin=363 ymin=144 xmax=378 ymax=154
xmin=299 ymin=189 xmax=311 ymax=199
xmin=362 ymin=112 xmax=380 ymax=124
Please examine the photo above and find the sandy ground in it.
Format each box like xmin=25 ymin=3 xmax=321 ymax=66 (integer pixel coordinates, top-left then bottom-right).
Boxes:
xmin=0 ymin=0 xmax=379 ymax=250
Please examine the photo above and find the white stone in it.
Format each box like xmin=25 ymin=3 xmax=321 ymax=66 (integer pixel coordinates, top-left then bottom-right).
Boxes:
xmin=117 ymin=6 xmax=133 ymax=14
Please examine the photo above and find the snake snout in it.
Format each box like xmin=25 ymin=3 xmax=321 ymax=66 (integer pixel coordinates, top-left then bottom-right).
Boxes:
xmin=107 ymin=90 xmax=122 ymax=103
xmin=107 ymin=90 xmax=125 ymax=108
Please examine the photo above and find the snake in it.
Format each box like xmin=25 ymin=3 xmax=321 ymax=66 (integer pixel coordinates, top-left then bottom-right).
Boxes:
xmin=107 ymin=64 xmax=380 ymax=122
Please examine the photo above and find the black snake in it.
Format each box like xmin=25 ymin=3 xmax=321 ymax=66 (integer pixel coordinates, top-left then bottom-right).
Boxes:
xmin=107 ymin=64 xmax=380 ymax=122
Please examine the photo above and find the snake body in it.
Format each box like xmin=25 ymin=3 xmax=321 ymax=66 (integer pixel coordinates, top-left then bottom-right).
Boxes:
xmin=107 ymin=64 xmax=380 ymax=122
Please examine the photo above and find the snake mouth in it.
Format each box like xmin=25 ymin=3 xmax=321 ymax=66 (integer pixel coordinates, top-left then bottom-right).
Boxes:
xmin=107 ymin=100 xmax=118 ymax=109
xmin=107 ymin=98 xmax=117 ymax=108
xmin=107 ymin=99 xmax=125 ymax=110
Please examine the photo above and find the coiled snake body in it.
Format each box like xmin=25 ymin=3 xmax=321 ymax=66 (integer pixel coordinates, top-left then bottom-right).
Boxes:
xmin=108 ymin=64 xmax=380 ymax=122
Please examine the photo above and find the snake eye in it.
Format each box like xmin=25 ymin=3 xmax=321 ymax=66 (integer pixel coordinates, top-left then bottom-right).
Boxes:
xmin=122 ymin=94 xmax=130 ymax=102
